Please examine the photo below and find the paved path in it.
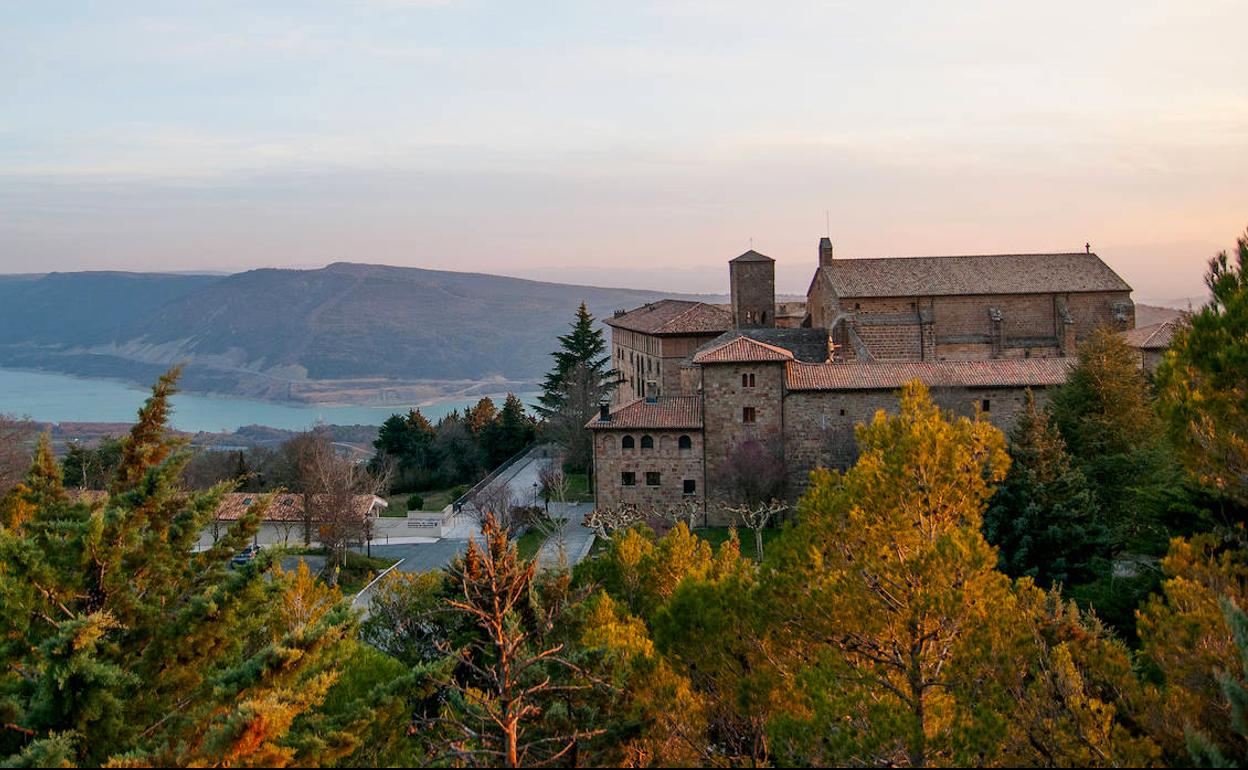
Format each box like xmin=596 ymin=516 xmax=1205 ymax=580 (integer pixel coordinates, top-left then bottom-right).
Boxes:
xmin=535 ymin=502 xmax=596 ymax=571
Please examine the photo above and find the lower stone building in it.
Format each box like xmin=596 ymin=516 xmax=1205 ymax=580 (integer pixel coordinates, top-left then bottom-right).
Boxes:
xmin=588 ymin=239 xmax=1156 ymax=524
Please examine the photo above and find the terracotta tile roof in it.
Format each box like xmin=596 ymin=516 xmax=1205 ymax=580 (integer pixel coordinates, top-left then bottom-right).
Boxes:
xmin=587 ymin=397 xmax=702 ymax=430
xmin=1119 ymin=319 xmax=1179 ymax=350
xmin=606 ymin=299 xmax=733 ymax=335
xmin=696 ymin=329 xmax=830 ymax=363
xmin=818 ymin=252 xmax=1132 ymax=298
xmin=213 ymin=492 xmax=386 ymax=522
xmin=692 ymin=334 xmax=796 ymax=364
xmin=786 ymin=357 xmax=1076 ymax=391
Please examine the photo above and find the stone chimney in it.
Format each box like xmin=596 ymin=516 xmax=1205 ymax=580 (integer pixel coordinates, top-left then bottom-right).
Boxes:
xmin=598 ymin=403 xmax=611 ymax=422
xmin=818 ymin=237 xmax=834 ymax=268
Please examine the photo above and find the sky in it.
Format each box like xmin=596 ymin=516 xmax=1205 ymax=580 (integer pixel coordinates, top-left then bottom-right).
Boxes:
xmin=2 ymin=1 xmax=1245 ymax=305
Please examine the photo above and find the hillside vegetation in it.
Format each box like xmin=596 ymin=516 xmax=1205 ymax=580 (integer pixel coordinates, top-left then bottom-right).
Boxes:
xmin=0 ymin=264 xmax=693 ymax=401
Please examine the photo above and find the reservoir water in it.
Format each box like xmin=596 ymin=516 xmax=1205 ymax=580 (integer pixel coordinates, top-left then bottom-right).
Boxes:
xmin=0 ymin=368 xmax=527 ymax=433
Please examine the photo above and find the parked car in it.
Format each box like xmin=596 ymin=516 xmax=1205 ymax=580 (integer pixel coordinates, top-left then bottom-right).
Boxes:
xmin=231 ymin=544 xmax=263 ymax=567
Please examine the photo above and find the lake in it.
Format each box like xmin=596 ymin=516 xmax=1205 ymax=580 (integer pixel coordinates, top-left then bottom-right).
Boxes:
xmin=0 ymin=368 xmax=530 ymax=433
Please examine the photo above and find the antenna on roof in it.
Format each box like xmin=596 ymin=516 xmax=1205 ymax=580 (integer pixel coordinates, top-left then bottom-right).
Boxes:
xmin=1085 ymin=242 xmax=1091 ymax=254
xmin=749 ymin=237 xmax=754 ymax=249
xmin=825 ymin=210 xmax=830 ymax=238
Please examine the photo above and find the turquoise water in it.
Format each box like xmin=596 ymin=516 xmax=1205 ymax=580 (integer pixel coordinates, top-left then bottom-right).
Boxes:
xmin=0 ymin=368 xmax=527 ymax=433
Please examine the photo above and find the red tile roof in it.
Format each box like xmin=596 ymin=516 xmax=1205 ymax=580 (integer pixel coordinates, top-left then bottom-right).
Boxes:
xmin=1119 ymin=319 xmax=1179 ymax=350
xmin=606 ymin=299 xmax=733 ymax=335
xmin=818 ymin=252 xmax=1132 ymax=298
xmin=786 ymin=357 xmax=1076 ymax=391
xmin=587 ymin=397 xmax=702 ymax=430
xmin=692 ymin=335 xmax=795 ymax=364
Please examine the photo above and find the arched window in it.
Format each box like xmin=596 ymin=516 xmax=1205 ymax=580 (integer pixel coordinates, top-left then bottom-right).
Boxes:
xmin=622 ymin=435 xmax=635 ymax=450
xmin=640 ymin=435 xmax=654 ymax=450
xmin=678 ymin=435 xmax=692 ymax=450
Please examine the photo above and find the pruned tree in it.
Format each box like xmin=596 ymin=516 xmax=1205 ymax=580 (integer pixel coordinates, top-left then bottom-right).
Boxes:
xmin=583 ymin=503 xmax=650 ymax=541
xmin=429 ymin=513 xmax=606 ymax=766
xmin=724 ymin=499 xmax=787 ymax=561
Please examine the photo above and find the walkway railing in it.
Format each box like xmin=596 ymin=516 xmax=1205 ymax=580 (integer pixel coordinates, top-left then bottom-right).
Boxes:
xmin=450 ymin=443 xmax=551 ymax=513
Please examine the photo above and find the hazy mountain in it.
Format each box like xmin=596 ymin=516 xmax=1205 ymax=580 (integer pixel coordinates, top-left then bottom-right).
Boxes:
xmin=0 ymin=264 xmax=702 ymax=402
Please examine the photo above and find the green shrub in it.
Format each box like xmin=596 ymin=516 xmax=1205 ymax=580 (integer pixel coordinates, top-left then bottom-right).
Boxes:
xmin=406 ymin=493 xmax=424 ymax=511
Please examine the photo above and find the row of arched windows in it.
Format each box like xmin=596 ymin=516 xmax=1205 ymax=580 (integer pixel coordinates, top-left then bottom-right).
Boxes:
xmin=620 ymin=434 xmax=693 ymax=451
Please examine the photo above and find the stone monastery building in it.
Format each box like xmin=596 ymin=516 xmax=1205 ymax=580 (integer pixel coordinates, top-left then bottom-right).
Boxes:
xmin=589 ymin=238 xmax=1143 ymax=523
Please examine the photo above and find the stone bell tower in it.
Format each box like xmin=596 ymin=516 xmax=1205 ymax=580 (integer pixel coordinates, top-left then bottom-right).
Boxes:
xmin=729 ymin=250 xmax=776 ymax=329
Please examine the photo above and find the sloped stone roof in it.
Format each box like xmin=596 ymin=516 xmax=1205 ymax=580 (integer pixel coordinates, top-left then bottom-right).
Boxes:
xmin=818 ymin=253 xmax=1132 ymax=298
xmin=1119 ymin=319 xmax=1179 ymax=350
xmin=692 ymin=335 xmax=795 ymax=364
xmin=587 ymin=397 xmax=702 ymax=430
xmin=730 ymin=249 xmax=774 ymax=263
xmin=785 ymin=357 xmax=1076 ymax=391
xmin=605 ymin=299 xmax=733 ymax=335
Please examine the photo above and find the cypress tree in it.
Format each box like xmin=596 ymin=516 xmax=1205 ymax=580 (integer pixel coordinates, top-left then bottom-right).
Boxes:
xmin=984 ymin=391 xmax=1108 ymax=588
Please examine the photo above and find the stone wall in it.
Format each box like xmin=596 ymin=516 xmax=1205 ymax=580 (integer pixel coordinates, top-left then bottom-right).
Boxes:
xmin=592 ymin=429 xmax=705 ymax=512
xmin=782 ymin=384 xmax=1054 ymax=497
xmin=731 ymin=260 xmax=777 ymax=328
xmin=701 ymin=361 xmax=787 ymax=523
xmin=809 ymin=290 xmax=1134 ymax=361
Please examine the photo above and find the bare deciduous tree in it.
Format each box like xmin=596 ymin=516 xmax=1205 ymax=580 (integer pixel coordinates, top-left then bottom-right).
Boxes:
xmin=582 ymin=503 xmax=649 ymax=541
xmin=298 ymin=430 xmax=388 ymax=573
xmin=473 ymin=479 xmax=515 ymax=531
xmin=0 ymin=414 xmax=36 ymax=495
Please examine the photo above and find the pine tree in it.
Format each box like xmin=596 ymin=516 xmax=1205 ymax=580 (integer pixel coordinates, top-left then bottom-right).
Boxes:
xmin=1048 ymin=327 xmax=1179 ymax=554
xmin=984 ymin=391 xmax=1108 ymax=588
xmin=0 ymin=370 xmax=368 ymax=766
xmin=1157 ymin=228 xmax=1248 ymax=509
xmin=1187 ymin=597 xmax=1248 ymax=767
xmin=537 ymin=302 xmax=614 ymax=418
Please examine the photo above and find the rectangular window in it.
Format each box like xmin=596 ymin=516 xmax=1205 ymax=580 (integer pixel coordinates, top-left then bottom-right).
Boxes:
xmin=645 ymin=472 xmax=661 ymax=487
xmin=683 ymin=479 xmax=696 ymax=495
xmin=621 ymin=471 xmax=636 ymax=487
xmin=982 ymin=399 xmax=991 ymax=413
xmin=741 ymin=372 xmax=756 ymax=387
xmin=742 ymin=406 xmax=756 ymax=423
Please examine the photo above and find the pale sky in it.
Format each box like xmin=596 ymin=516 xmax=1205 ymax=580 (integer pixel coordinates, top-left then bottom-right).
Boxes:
xmin=2 ymin=0 xmax=1246 ymax=304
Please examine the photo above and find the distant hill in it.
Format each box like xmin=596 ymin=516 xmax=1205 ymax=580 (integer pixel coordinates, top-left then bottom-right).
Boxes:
xmin=0 ymin=264 xmax=699 ymax=402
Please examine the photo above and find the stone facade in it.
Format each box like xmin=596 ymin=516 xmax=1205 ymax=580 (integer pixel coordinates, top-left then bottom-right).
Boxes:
xmin=591 ymin=428 xmax=705 ymax=511
xmin=590 ymin=240 xmax=1145 ymax=524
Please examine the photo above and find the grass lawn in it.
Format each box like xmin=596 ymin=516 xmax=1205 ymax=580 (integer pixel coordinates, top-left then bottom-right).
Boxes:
xmin=332 ymin=551 xmax=399 ymax=595
xmin=515 ymin=529 xmax=548 ymax=561
xmin=385 ymin=488 xmax=458 ymax=516
xmin=561 ymin=473 xmax=594 ymax=503
xmin=693 ymin=527 xmax=784 ymax=562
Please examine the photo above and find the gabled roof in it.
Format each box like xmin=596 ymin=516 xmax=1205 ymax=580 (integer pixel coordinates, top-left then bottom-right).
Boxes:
xmin=1119 ymin=319 xmax=1179 ymax=350
xmin=695 ymin=328 xmax=831 ymax=363
xmin=730 ymin=249 xmax=774 ymax=263
xmin=587 ymin=397 xmax=702 ymax=430
xmin=785 ymin=357 xmax=1076 ymax=391
xmin=692 ymin=334 xmax=795 ymax=364
xmin=605 ymin=299 xmax=733 ymax=336
xmin=817 ymin=252 xmax=1132 ymax=298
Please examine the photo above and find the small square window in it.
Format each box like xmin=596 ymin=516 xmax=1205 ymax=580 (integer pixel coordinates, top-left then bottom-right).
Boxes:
xmin=839 ymin=408 xmax=846 ymax=417
xmin=742 ymin=406 xmax=757 ymax=423
xmin=621 ymin=472 xmax=636 ymax=487
xmin=683 ymin=479 xmax=696 ymax=495
xmin=645 ymin=472 xmax=662 ymax=487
